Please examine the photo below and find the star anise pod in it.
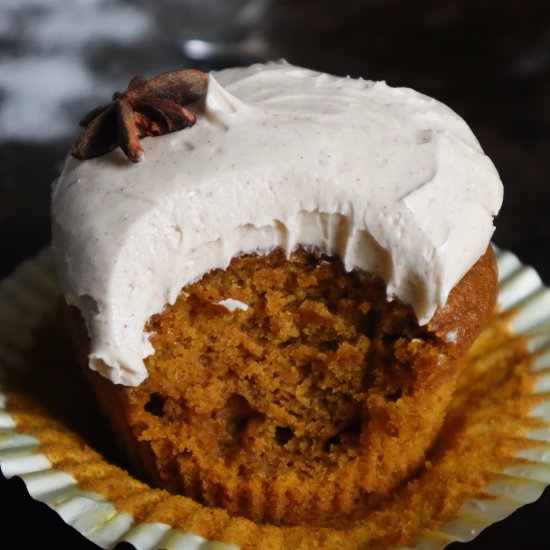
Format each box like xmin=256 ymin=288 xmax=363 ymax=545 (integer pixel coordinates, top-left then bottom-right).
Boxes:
xmin=71 ymin=69 xmax=208 ymax=163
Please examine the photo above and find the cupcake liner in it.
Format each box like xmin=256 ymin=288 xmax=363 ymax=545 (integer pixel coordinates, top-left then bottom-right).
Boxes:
xmin=0 ymin=245 xmax=549 ymax=550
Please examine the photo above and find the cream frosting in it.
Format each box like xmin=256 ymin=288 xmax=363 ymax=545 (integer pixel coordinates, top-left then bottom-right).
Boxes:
xmin=217 ymin=299 xmax=249 ymax=313
xmin=51 ymin=61 xmax=503 ymax=386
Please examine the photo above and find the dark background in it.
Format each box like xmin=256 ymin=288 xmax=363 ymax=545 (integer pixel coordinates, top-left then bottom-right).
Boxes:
xmin=1 ymin=1 xmax=550 ymax=548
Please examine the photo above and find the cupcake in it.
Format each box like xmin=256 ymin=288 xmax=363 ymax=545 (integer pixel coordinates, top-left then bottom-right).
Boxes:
xmin=51 ymin=61 xmax=503 ymax=526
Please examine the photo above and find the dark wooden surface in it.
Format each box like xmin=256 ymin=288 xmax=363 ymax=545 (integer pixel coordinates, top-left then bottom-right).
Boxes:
xmin=1 ymin=1 xmax=550 ymax=548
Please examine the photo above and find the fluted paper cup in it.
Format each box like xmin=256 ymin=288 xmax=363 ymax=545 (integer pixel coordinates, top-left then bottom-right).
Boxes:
xmin=0 ymin=245 xmax=549 ymax=550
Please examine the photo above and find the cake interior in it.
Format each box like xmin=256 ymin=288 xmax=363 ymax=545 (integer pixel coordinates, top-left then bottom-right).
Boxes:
xmin=109 ymin=248 xmax=462 ymax=525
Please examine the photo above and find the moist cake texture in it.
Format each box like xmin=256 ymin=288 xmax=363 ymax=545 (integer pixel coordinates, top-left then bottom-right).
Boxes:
xmin=83 ymin=246 xmax=498 ymax=525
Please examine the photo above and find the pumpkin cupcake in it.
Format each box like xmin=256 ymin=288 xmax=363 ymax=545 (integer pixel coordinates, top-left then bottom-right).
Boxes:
xmin=51 ymin=61 xmax=503 ymax=526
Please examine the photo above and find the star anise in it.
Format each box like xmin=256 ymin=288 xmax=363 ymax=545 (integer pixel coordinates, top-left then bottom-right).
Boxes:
xmin=71 ymin=69 xmax=208 ymax=163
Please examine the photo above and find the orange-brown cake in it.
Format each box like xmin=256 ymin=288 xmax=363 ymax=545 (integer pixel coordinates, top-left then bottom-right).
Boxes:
xmin=74 ymin=246 xmax=498 ymax=525
xmin=51 ymin=62 xmax=504 ymax=527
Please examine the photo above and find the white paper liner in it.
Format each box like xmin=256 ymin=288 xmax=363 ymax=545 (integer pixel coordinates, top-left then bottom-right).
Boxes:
xmin=0 ymin=245 xmax=549 ymax=550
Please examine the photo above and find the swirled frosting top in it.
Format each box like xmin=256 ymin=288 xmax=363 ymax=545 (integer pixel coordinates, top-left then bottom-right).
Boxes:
xmin=51 ymin=61 xmax=503 ymax=386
